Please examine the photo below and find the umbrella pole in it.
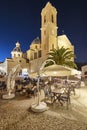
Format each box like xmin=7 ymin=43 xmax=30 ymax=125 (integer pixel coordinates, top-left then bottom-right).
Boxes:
xmin=37 ymin=76 xmax=40 ymax=105
xmin=31 ymin=74 xmax=48 ymax=112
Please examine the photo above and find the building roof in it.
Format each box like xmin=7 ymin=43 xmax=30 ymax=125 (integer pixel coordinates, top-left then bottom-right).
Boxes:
xmin=58 ymin=34 xmax=74 ymax=48
xmin=41 ymin=2 xmax=57 ymax=14
xmin=12 ymin=42 xmax=22 ymax=52
xmin=31 ymin=37 xmax=40 ymax=44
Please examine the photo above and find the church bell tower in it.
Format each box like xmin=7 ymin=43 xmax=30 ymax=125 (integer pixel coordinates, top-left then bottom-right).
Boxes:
xmin=41 ymin=2 xmax=58 ymax=58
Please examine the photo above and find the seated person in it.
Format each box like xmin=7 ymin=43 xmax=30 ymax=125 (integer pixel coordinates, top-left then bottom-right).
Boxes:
xmin=16 ymin=83 xmax=22 ymax=92
xmin=26 ymin=83 xmax=37 ymax=97
xmin=44 ymin=82 xmax=51 ymax=98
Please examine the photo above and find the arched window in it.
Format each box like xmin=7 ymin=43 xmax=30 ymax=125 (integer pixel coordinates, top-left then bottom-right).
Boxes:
xmin=44 ymin=15 xmax=46 ymax=23
xmin=38 ymin=50 xmax=41 ymax=58
xmin=85 ymin=71 xmax=87 ymax=75
xmin=35 ymin=45 xmax=37 ymax=49
xmin=18 ymin=54 xmax=20 ymax=57
xmin=51 ymin=14 xmax=54 ymax=23
xmin=19 ymin=60 xmax=21 ymax=62
xmin=30 ymin=55 xmax=33 ymax=60
xmin=52 ymin=44 xmax=54 ymax=50
xmin=44 ymin=30 xmax=46 ymax=35
xmin=44 ymin=44 xmax=46 ymax=50
xmin=34 ymin=52 xmax=37 ymax=59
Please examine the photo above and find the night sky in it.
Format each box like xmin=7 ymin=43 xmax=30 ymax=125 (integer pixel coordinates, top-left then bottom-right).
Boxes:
xmin=0 ymin=0 xmax=87 ymax=62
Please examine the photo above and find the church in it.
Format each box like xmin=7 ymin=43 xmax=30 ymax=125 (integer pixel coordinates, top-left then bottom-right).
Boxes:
xmin=0 ymin=2 xmax=74 ymax=76
xmin=26 ymin=2 xmax=74 ymax=74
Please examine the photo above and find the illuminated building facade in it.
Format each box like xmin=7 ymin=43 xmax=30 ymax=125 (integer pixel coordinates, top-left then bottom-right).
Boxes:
xmin=27 ymin=2 xmax=74 ymax=74
xmin=0 ymin=2 xmax=74 ymax=75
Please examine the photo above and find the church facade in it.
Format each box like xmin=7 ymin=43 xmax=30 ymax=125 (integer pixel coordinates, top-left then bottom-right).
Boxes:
xmin=0 ymin=42 xmax=29 ymax=75
xmin=26 ymin=2 xmax=74 ymax=74
xmin=0 ymin=2 xmax=74 ymax=76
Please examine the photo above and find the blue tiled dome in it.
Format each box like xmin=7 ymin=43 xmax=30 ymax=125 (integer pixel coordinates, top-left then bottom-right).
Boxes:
xmin=12 ymin=42 xmax=22 ymax=52
xmin=32 ymin=37 xmax=40 ymax=44
xmin=13 ymin=47 xmax=22 ymax=52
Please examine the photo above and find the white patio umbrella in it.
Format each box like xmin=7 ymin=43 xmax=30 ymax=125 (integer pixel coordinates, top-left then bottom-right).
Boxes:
xmin=31 ymin=63 xmax=71 ymax=113
xmin=40 ymin=64 xmax=71 ymax=77
xmin=64 ymin=67 xmax=82 ymax=80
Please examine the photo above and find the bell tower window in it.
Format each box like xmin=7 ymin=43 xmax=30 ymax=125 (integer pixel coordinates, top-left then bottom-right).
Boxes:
xmin=44 ymin=15 xmax=46 ymax=23
xmin=44 ymin=30 xmax=46 ymax=35
xmin=51 ymin=14 xmax=54 ymax=23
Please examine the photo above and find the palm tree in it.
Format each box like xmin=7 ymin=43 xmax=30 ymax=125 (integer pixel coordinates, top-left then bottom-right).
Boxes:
xmin=47 ymin=46 xmax=77 ymax=68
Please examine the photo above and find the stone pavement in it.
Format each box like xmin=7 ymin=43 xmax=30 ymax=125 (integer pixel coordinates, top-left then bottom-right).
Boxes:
xmin=0 ymin=87 xmax=87 ymax=130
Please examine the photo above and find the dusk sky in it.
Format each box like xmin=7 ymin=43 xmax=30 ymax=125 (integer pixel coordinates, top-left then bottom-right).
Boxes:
xmin=0 ymin=0 xmax=87 ymax=62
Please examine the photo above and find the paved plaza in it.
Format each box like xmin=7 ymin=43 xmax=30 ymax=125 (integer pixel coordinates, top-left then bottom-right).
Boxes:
xmin=0 ymin=86 xmax=87 ymax=130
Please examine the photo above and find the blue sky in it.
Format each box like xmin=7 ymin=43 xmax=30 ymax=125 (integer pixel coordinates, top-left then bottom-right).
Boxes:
xmin=0 ymin=0 xmax=87 ymax=62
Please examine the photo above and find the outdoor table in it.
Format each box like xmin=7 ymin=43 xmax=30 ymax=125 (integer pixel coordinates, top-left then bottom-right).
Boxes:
xmin=51 ymin=88 xmax=65 ymax=105
xmin=51 ymin=88 xmax=70 ymax=108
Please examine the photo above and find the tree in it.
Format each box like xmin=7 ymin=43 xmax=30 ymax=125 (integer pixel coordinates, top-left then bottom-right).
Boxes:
xmin=47 ymin=46 xmax=77 ymax=68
